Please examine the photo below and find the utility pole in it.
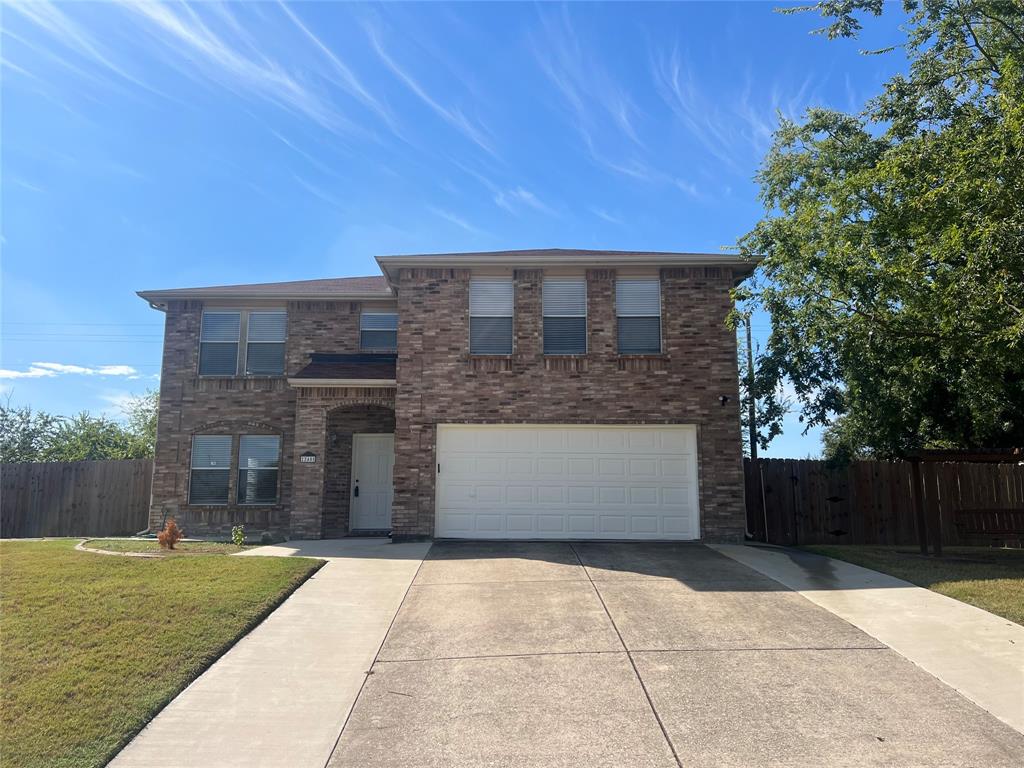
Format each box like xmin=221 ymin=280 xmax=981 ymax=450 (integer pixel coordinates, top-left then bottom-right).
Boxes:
xmin=745 ymin=313 xmax=765 ymax=541
xmin=745 ymin=313 xmax=757 ymax=463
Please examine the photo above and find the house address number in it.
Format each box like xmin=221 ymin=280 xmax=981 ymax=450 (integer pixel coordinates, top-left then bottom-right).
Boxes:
xmin=300 ymin=452 xmax=317 ymax=464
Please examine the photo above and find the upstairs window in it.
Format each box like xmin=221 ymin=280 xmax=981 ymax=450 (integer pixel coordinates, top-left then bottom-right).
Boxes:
xmin=237 ymin=435 xmax=281 ymax=505
xmin=470 ymin=278 xmax=513 ymax=354
xmin=360 ymin=312 xmax=398 ymax=351
xmin=189 ymin=435 xmax=232 ymax=504
xmin=246 ymin=311 xmax=287 ymax=375
xmin=543 ymin=277 xmax=587 ymax=355
xmin=199 ymin=310 xmax=287 ymax=376
xmin=199 ymin=312 xmax=240 ymax=375
xmin=616 ymin=278 xmax=661 ymax=354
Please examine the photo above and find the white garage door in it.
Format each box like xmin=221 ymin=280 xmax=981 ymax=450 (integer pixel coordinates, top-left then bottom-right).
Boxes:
xmin=435 ymin=424 xmax=700 ymax=540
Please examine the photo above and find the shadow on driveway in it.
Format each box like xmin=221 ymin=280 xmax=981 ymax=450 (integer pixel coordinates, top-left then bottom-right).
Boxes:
xmin=328 ymin=541 xmax=1024 ymax=768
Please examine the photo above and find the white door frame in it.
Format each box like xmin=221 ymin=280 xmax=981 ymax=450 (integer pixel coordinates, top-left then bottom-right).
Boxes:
xmin=349 ymin=433 xmax=395 ymax=532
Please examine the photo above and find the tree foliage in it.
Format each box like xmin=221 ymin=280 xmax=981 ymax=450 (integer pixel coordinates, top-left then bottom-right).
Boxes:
xmin=739 ymin=0 xmax=1024 ymax=458
xmin=0 ymin=391 xmax=159 ymax=463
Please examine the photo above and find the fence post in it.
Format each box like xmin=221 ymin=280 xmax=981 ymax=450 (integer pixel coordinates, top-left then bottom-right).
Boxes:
xmin=911 ymin=459 xmax=929 ymax=555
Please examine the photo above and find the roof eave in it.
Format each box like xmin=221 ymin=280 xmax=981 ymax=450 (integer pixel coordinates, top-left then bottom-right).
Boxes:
xmin=137 ymin=289 xmax=395 ymax=308
xmin=376 ymin=251 xmax=763 ymax=284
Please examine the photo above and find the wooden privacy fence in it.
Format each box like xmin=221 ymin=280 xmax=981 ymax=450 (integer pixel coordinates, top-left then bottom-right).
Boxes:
xmin=745 ymin=458 xmax=1024 ymax=547
xmin=1 ymin=459 xmax=152 ymax=538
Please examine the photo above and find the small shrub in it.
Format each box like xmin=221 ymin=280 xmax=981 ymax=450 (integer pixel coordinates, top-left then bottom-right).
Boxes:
xmin=260 ymin=532 xmax=274 ymax=545
xmin=231 ymin=525 xmax=245 ymax=547
xmin=157 ymin=519 xmax=184 ymax=550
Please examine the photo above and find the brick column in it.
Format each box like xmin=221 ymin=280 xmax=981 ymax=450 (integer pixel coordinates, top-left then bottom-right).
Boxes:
xmin=514 ymin=269 xmax=542 ymax=362
xmin=290 ymin=399 xmax=326 ymax=539
xmin=587 ymin=269 xmax=616 ymax=363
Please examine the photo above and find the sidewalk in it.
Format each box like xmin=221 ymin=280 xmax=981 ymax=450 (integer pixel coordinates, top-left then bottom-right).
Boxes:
xmin=111 ymin=538 xmax=431 ymax=768
xmin=711 ymin=543 xmax=1024 ymax=734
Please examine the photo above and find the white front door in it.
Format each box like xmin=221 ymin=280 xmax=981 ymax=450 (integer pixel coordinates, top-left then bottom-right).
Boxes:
xmin=435 ymin=424 xmax=700 ymax=540
xmin=350 ymin=434 xmax=395 ymax=531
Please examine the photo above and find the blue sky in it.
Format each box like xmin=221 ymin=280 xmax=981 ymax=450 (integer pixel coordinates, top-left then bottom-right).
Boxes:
xmin=0 ymin=1 xmax=904 ymax=457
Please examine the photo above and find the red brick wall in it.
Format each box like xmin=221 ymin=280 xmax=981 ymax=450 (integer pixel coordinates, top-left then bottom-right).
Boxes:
xmin=391 ymin=266 xmax=746 ymax=541
xmin=150 ymin=300 xmax=390 ymax=539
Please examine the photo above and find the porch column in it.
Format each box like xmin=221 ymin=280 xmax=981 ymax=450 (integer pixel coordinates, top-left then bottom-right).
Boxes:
xmin=291 ymin=399 xmax=327 ymax=539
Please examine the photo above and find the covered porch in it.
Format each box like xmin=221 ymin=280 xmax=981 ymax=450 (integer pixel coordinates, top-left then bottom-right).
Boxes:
xmin=288 ymin=354 xmax=397 ymax=539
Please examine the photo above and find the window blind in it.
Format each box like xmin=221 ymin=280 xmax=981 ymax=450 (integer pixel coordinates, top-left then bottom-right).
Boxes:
xmin=237 ymin=435 xmax=280 ymax=504
xmin=470 ymin=278 xmax=513 ymax=354
xmin=189 ymin=435 xmax=231 ymax=504
xmin=616 ymin=279 xmax=661 ymax=354
xmin=543 ymin=277 xmax=587 ymax=355
xmin=360 ymin=312 xmax=398 ymax=351
xmin=245 ymin=311 xmax=286 ymax=375
xmin=199 ymin=312 xmax=240 ymax=376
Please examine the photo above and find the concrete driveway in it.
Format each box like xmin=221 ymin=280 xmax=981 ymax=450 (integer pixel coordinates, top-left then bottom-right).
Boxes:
xmin=329 ymin=542 xmax=1024 ymax=768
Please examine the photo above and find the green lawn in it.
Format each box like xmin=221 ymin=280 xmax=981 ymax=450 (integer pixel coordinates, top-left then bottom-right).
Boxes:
xmin=802 ymin=545 xmax=1024 ymax=625
xmin=0 ymin=539 xmax=322 ymax=768
xmin=83 ymin=538 xmax=251 ymax=555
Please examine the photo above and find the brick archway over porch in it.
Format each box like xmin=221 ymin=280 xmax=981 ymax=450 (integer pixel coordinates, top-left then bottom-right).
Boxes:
xmin=290 ymin=387 xmax=395 ymax=539
xmin=323 ymin=404 xmax=396 ymax=537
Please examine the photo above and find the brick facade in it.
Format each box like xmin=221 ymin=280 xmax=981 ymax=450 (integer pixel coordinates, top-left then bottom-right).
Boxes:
xmin=149 ymin=299 xmax=395 ymax=540
xmin=148 ymin=261 xmax=746 ymax=542
xmin=390 ymin=266 xmax=746 ymax=542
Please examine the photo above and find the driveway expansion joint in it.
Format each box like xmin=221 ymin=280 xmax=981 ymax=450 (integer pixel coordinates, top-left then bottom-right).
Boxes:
xmin=569 ymin=542 xmax=685 ymax=768
xmin=321 ymin=543 xmax=432 ymax=768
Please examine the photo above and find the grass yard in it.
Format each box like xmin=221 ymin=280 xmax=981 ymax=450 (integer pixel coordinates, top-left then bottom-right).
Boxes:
xmin=802 ymin=545 xmax=1024 ymax=625
xmin=83 ymin=538 xmax=251 ymax=555
xmin=0 ymin=539 xmax=322 ymax=768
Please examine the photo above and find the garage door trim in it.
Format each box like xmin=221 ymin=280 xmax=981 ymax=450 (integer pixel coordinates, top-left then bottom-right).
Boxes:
xmin=434 ymin=423 xmax=700 ymax=541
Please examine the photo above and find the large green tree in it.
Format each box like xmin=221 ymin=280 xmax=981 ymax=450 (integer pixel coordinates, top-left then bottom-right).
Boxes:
xmin=739 ymin=0 xmax=1024 ymax=459
xmin=0 ymin=391 xmax=159 ymax=463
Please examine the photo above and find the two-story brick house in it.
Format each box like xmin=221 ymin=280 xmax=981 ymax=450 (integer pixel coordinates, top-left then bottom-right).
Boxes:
xmin=139 ymin=249 xmax=755 ymax=543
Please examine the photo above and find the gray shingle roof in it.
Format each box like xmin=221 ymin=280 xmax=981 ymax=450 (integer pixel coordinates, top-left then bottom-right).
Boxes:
xmin=138 ymin=275 xmax=391 ymax=302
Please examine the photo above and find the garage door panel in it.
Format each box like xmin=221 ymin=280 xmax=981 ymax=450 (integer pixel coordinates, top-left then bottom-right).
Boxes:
xmin=436 ymin=425 xmax=699 ymax=540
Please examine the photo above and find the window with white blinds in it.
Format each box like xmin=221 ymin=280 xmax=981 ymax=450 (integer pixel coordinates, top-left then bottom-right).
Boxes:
xmin=199 ymin=310 xmax=288 ymax=376
xmin=360 ymin=312 xmax=398 ymax=351
xmin=189 ymin=435 xmax=232 ymax=504
xmin=616 ymin=278 xmax=662 ymax=354
xmin=543 ymin=277 xmax=587 ymax=355
xmin=237 ymin=435 xmax=280 ymax=504
xmin=470 ymin=278 xmax=514 ymax=354
xmin=199 ymin=312 xmax=240 ymax=376
xmin=246 ymin=311 xmax=287 ymax=375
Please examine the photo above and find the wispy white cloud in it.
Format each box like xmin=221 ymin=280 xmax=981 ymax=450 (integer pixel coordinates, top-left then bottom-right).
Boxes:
xmin=9 ymin=177 xmax=46 ymax=194
xmin=277 ymin=2 xmax=399 ymax=136
xmin=494 ymin=186 xmax=557 ymax=217
xmin=427 ymin=205 xmax=487 ymax=236
xmin=652 ymin=47 xmax=821 ymax=171
xmin=591 ymin=207 xmax=623 ymax=225
xmin=5 ymin=1 xmax=154 ymax=93
xmin=292 ymin=174 xmax=346 ymax=210
xmin=0 ymin=362 xmax=139 ymax=380
xmin=118 ymin=1 xmax=356 ymax=135
xmin=364 ymin=21 xmax=497 ymax=158
xmin=271 ymin=129 xmax=345 ymax=178
xmin=532 ymin=7 xmax=645 ymax=158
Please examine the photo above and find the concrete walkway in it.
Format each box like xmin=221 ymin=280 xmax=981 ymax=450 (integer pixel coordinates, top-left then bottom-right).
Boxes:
xmin=111 ymin=538 xmax=431 ymax=768
xmin=712 ymin=544 xmax=1024 ymax=734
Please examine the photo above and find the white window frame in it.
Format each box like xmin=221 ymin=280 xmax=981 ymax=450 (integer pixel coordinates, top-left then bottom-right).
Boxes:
xmin=616 ymin=278 xmax=663 ymax=355
xmin=469 ymin=277 xmax=515 ymax=355
xmin=542 ymin=276 xmax=588 ymax=355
